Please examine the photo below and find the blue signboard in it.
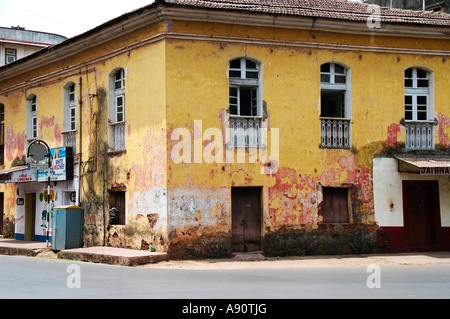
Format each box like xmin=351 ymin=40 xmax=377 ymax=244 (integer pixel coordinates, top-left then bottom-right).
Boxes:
xmin=37 ymin=147 xmax=74 ymax=182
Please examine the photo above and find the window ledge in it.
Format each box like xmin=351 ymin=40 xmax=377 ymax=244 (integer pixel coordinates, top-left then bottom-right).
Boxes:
xmin=229 ymin=115 xmax=263 ymax=119
xmin=107 ymin=149 xmax=126 ymax=157
xmin=400 ymin=118 xmax=438 ymax=126
xmin=227 ymin=145 xmax=264 ymax=150
xmin=319 ymin=117 xmax=352 ymax=121
xmin=319 ymin=145 xmax=351 ymax=150
xmin=109 ymin=120 xmax=126 ymax=126
xmin=62 ymin=129 xmax=78 ymax=134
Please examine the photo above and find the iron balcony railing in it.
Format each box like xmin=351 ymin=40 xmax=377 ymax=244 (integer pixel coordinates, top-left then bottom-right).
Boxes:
xmin=62 ymin=130 xmax=77 ymax=154
xmin=404 ymin=121 xmax=435 ymax=150
xmin=320 ymin=117 xmax=351 ymax=149
xmin=229 ymin=117 xmax=262 ymax=148
xmin=110 ymin=121 xmax=125 ymax=151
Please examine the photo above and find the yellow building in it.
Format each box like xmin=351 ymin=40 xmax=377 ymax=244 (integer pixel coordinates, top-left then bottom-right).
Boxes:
xmin=0 ymin=0 xmax=449 ymax=258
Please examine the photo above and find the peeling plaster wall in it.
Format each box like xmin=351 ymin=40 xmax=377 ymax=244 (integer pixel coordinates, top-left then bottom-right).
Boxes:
xmin=0 ymin=14 xmax=449 ymax=258
xmin=167 ymin=187 xmax=231 ymax=259
xmin=82 ymin=39 xmax=168 ymax=251
xmin=163 ymin=19 xmax=449 ymax=258
xmin=0 ymin=23 xmax=169 ymax=250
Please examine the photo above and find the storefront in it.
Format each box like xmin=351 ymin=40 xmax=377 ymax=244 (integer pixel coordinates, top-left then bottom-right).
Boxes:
xmin=373 ymin=156 xmax=450 ymax=252
xmin=0 ymin=147 xmax=78 ymax=242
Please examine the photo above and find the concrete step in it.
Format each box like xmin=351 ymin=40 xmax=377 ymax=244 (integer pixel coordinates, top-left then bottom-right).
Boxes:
xmin=232 ymin=251 xmax=265 ymax=261
xmin=57 ymin=247 xmax=168 ymax=266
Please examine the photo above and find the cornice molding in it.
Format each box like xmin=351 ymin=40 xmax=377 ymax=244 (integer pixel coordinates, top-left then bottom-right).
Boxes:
xmin=165 ymin=32 xmax=450 ymax=56
xmin=163 ymin=6 xmax=450 ymax=39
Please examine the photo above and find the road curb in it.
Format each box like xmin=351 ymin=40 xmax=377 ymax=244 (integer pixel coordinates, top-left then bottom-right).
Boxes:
xmin=0 ymin=246 xmax=45 ymax=257
xmin=57 ymin=248 xmax=168 ymax=266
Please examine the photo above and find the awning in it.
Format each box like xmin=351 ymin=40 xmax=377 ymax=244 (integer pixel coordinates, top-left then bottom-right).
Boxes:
xmin=395 ymin=156 xmax=450 ymax=175
xmin=0 ymin=165 xmax=38 ymax=183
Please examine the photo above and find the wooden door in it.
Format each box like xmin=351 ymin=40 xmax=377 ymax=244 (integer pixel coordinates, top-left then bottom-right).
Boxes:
xmin=403 ymin=181 xmax=438 ymax=249
xmin=24 ymin=193 xmax=36 ymax=241
xmin=231 ymin=187 xmax=262 ymax=252
xmin=109 ymin=191 xmax=125 ymax=225
xmin=321 ymin=187 xmax=349 ymax=223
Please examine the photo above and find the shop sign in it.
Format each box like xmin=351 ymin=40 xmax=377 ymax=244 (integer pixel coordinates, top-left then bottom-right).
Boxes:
xmin=37 ymin=147 xmax=74 ymax=182
xmin=420 ymin=167 xmax=450 ymax=175
xmin=11 ymin=170 xmax=37 ymax=183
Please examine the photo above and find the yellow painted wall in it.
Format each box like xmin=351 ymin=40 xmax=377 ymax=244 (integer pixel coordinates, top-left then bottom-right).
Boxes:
xmin=0 ymin=14 xmax=448 ymax=256
xmin=163 ymin=19 xmax=450 ymax=256
xmin=0 ymin=22 xmax=169 ymax=248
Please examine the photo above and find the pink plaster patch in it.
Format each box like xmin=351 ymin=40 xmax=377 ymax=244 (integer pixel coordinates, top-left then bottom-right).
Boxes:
xmin=338 ymin=154 xmax=359 ymax=183
xmin=6 ymin=123 xmax=25 ymax=162
xmin=386 ymin=123 xmax=401 ymax=148
xmin=40 ymin=115 xmax=55 ymax=128
xmin=268 ymin=167 xmax=319 ymax=227
xmin=54 ymin=124 xmax=62 ymax=145
xmin=437 ymin=113 xmax=450 ymax=147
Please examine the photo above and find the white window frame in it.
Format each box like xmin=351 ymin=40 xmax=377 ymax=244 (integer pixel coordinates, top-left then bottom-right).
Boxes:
xmin=320 ymin=63 xmax=347 ymax=88
xmin=32 ymin=117 xmax=38 ymax=139
xmin=5 ymin=48 xmax=16 ymax=64
xmin=319 ymin=62 xmax=352 ymax=149
xmin=113 ymin=69 xmax=125 ymax=123
xmin=320 ymin=62 xmax=351 ymax=118
xmin=114 ymin=69 xmax=125 ymax=93
xmin=404 ymin=67 xmax=431 ymax=122
xmin=228 ymin=57 xmax=263 ymax=149
xmin=108 ymin=68 xmax=126 ymax=151
xmin=31 ymin=96 xmax=37 ymax=138
xmin=320 ymin=62 xmax=351 ymax=119
xmin=115 ymin=94 xmax=125 ymax=122
xmin=228 ymin=58 xmax=262 ymax=118
xmin=61 ymin=82 xmax=78 ymax=153
xmin=26 ymin=95 xmax=37 ymax=141
xmin=403 ymin=67 xmax=435 ymax=150
xmin=68 ymin=83 xmax=77 ymax=130
xmin=229 ymin=86 xmax=258 ymax=117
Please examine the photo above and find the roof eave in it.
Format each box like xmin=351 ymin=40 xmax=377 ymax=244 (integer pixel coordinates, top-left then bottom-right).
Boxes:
xmin=0 ymin=1 xmax=164 ymax=81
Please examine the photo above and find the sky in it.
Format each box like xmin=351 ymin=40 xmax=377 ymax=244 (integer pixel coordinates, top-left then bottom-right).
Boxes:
xmin=0 ymin=0 xmax=155 ymax=38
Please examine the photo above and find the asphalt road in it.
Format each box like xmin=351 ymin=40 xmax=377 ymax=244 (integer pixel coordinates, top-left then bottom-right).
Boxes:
xmin=1 ymin=254 xmax=449 ymax=300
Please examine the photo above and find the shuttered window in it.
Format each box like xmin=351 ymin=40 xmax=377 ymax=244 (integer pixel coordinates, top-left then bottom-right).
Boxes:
xmin=321 ymin=187 xmax=349 ymax=223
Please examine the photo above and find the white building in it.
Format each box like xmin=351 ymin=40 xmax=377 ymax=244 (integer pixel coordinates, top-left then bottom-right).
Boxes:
xmin=0 ymin=26 xmax=66 ymax=67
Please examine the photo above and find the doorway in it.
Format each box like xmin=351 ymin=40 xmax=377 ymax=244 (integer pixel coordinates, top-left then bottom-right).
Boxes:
xmin=24 ymin=193 xmax=36 ymax=241
xmin=403 ymin=181 xmax=440 ymax=251
xmin=231 ymin=187 xmax=262 ymax=252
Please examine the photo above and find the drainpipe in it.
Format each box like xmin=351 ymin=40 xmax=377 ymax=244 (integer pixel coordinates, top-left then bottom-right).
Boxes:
xmin=78 ymin=77 xmax=82 ymax=207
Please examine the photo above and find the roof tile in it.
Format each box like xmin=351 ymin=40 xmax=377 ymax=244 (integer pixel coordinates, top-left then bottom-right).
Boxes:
xmin=164 ymin=0 xmax=450 ymax=26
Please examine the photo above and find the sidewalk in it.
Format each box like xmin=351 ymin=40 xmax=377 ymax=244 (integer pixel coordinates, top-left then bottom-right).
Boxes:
xmin=1 ymin=238 xmax=450 ymax=268
xmin=0 ymin=238 xmax=167 ymax=266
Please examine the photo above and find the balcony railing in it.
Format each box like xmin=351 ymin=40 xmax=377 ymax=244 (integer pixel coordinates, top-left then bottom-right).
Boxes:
xmin=404 ymin=121 xmax=434 ymax=150
xmin=62 ymin=130 xmax=77 ymax=154
xmin=320 ymin=117 xmax=351 ymax=149
xmin=229 ymin=117 xmax=261 ymax=148
xmin=110 ymin=121 xmax=125 ymax=151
